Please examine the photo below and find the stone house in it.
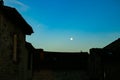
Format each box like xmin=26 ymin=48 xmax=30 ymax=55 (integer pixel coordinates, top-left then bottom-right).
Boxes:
xmin=103 ymin=38 xmax=120 ymax=80
xmin=89 ymin=38 xmax=120 ymax=80
xmin=0 ymin=1 xmax=33 ymax=80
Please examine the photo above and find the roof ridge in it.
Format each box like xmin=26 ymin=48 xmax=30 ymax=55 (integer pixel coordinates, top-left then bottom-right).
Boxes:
xmin=103 ymin=38 xmax=120 ymax=49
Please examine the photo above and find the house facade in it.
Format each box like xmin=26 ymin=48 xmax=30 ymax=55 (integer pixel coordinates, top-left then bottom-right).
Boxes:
xmin=0 ymin=1 xmax=33 ymax=80
xmin=89 ymin=38 xmax=120 ymax=80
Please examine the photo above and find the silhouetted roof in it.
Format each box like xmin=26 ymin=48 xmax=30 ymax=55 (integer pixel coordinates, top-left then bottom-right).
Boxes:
xmin=25 ymin=42 xmax=35 ymax=50
xmin=103 ymin=38 xmax=120 ymax=50
xmin=103 ymin=38 xmax=120 ymax=55
xmin=0 ymin=5 xmax=33 ymax=35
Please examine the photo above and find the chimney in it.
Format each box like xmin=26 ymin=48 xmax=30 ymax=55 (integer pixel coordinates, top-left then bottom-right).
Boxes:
xmin=0 ymin=0 xmax=4 ymax=6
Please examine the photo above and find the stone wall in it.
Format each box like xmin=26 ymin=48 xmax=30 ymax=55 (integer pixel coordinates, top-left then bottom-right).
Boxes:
xmin=0 ymin=14 xmax=18 ymax=80
xmin=32 ymin=51 xmax=89 ymax=80
xmin=89 ymin=48 xmax=104 ymax=80
xmin=89 ymin=48 xmax=120 ymax=80
xmin=0 ymin=13 xmax=31 ymax=80
xmin=104 ymin=55 xmax=120 ymax=80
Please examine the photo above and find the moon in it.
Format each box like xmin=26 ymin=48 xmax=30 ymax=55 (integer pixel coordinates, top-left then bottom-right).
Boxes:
xmin=70 ymin=37 xmax=73 ymax=41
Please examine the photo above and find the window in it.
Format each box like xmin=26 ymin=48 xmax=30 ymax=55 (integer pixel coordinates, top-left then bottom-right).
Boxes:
xmin=13 ymin=34 xmax=17 ymax=63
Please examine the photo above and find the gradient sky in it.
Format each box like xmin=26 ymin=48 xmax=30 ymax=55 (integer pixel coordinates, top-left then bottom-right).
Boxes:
xmin=5 ymin=0 xmax=120 ymax=52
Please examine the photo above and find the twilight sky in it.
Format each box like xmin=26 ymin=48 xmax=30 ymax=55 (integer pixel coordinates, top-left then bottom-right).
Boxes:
xmin=5 ymin=0 xmax=120 ymax=52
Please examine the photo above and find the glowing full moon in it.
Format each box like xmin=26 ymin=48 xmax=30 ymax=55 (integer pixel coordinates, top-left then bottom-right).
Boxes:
xmin=70 ymin=37 xmax=73 ymax=41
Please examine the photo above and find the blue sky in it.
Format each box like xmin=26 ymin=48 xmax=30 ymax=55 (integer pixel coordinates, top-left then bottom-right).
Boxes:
xmin=5 ymin=0 xmax=120 ymax=52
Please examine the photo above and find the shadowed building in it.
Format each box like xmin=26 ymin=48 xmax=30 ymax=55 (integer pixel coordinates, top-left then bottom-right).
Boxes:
xmin=103 ymin=38 xmax=120 ymax=80
xmin=89 ymin=38 xmax=120 ymax=80
xmin=25 ymin=42 xmax=35 ymax=80
xmin=89 ymin=48 xmax=104 ymax=80
xmin=33 ymin=50 xmax=89 ymax=80
xmin=1 ymin=0 xmax=120 ymax=80
xmin=0 ymin=1 xmax=33 ymax=80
